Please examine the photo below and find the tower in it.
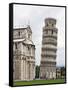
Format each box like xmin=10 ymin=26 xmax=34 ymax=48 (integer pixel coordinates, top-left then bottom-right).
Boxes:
xmin=40 ymin=18 xmax=58 ymax=79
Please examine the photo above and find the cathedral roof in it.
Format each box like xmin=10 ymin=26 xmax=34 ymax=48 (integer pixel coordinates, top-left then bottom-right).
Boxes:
xmin=13 ymin=25 xmax=32 ymax=33
xmin=13 ymin=38 xmax=34 ymax=45
xmin=23 ymin=39 xmax=34 ymax=45
xmin=13 ymin=27 xmax=27 ymax=30
xmin=13 ymin=38 xmax=25 ymax=42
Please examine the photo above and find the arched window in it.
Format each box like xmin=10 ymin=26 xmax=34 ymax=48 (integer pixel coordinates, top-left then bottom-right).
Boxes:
xmin=28 ymin=34 xmax=31 ymax=39
xmin=46 ymin=23 xmax=48 ymax=26
xmin=15 ymin=43 xmax=17 ymax=49
xmin=18 ymin=31 xmax=20 ymax=36
xmin=52 ymin=30 xmax=53 ymax=34
xmin=46 ymin=30 xmax=48 ymax=34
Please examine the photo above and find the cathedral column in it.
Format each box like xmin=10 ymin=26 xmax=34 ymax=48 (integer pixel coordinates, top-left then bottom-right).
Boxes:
xmin=23 ymin=60 xmax=26 ymax=80
xmin=33 ymin=62 xmax=35 ymax=79
xmin=30 ymin=62 xmax=32 ymax=80
xmin=21 ymin=59 xmax=24 ymax=80
xmin=25 ymin=60 xmax=28 ymax=80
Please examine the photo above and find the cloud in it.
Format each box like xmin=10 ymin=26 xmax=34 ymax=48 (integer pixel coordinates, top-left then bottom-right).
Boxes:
xmin=56 ymin=48 xmax=65 ymax=67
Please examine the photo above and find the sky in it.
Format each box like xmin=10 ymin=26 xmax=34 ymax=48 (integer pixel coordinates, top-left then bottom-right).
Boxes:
xmin=13 ymin=4 xmax=65 ymax=67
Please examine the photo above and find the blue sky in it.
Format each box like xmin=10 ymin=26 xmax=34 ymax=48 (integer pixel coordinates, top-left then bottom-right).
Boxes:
xmin=13 ymin=4 xmax=65 ymax=67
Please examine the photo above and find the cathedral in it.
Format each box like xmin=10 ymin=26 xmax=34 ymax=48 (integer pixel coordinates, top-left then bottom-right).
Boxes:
xmin=13 ymin=25 xmax=35 ymax=81
xmin=40 ymin=18 xmax=58 ymax=79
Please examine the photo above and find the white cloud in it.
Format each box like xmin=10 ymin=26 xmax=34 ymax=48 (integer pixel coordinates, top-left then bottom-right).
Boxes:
xmin=56 ymin=48 xmax=65 ymax=67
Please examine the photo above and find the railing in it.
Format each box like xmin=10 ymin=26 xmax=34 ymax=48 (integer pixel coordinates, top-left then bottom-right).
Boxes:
xmin=41 ymin=54 xmax=56 ymax=59
xmin=42 ymin=47 xmax=57 ymax=51
xmin=41 ymin=58 xmax=56 ymax=62
xmin=42 ymin=39 xmax=57 ymax=46
xmin=43 ymin=26 xmax=58 ymax=32
xmin=43 ymin=37 xmax=57 ymax=42
xmin=42 ymin=51 xmax=56 ymax=56
xmin=42 ymin=44 xmax=57 ymax=49
xmin=43 ymin=34 xmax=57 ymax=39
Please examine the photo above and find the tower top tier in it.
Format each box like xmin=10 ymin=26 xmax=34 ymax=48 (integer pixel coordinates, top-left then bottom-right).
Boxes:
xmin=45 ymin=18 xmax=56 ymax=27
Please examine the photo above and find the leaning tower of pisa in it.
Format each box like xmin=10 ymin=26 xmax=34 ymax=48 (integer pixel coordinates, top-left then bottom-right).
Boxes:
xmin=40 ymin=18 xmax=58 ymax=79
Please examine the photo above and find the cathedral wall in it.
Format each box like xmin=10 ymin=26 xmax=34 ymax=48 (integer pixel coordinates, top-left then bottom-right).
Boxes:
xmin=13 ymin=26 xmax=35 ymax=81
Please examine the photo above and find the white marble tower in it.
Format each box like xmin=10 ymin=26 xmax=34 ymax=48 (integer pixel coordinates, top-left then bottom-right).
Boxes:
xmin=40 ymin=18 xmax=58 ymax=79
